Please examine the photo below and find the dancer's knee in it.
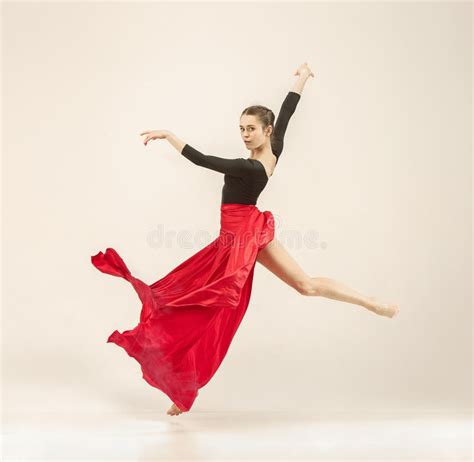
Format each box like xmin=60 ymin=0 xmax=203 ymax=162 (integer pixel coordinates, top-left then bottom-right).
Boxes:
xmin=295 ymin=277 xmax=319 ymax=296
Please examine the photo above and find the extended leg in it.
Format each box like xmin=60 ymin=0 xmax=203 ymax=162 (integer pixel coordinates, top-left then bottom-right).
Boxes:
xmin=256 ymin=238 xmax=399 ymax=317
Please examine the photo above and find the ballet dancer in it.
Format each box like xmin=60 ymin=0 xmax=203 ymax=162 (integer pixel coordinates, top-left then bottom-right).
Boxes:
xmin=92 ymin=62 xmax=399 ymax=417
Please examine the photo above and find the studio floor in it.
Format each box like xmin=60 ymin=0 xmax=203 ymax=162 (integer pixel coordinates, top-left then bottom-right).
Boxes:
xmin=2 ymin=410 xmax=472 ymax=461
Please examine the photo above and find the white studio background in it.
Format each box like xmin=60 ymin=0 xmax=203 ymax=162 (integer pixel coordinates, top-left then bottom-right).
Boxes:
xmin=2 ymin=1 xmax=471 ymax=416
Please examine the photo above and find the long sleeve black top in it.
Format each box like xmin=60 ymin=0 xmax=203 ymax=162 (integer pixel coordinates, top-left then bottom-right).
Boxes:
xmin=180 ymin=91 xmax=301 ymax=205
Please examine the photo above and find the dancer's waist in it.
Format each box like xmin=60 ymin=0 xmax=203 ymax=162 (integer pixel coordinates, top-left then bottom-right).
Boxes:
xmin=220 ymin=203 xmax=258 ymax=210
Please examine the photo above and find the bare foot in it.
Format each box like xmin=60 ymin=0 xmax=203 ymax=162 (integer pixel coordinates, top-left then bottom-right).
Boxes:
xmin=167 ymin=403 xmax=185 ymax=416
xmin=368 ymin=297 xmax=400 ymax=318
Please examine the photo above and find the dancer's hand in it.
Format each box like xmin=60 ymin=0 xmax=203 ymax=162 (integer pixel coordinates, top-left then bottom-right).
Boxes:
xmin=294 ymin=62 xmax=315 ymax=79
xmin=140 ymin=130 xmax=170 ymax=146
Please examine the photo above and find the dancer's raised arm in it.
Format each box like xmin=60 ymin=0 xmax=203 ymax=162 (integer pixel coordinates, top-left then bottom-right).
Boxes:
xmin=271 ymin=62 xmax=314 ymax=160
xmin=140 ymin=129 xmax=251 ymax=177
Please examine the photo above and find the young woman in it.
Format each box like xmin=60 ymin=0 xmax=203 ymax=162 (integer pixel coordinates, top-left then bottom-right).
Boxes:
xmin=91 ymin=62 xmax=399 ymax=417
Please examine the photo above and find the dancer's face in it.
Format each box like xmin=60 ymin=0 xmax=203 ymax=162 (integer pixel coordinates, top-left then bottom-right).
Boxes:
xmin=240 ymin=115 xmax=272 ymax=150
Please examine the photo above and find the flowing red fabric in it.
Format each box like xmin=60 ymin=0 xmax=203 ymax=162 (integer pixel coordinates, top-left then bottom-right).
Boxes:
xmin=91 ymin=203 xmax=275 ymax=411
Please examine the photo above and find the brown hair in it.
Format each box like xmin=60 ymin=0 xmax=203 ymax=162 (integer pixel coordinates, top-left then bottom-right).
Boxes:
xmin=240 ymin=104 xmax=275 ymax=142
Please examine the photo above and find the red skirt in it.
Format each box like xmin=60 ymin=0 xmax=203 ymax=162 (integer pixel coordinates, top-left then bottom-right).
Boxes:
xmin=91 ymin=203 xmax=275 ymax=411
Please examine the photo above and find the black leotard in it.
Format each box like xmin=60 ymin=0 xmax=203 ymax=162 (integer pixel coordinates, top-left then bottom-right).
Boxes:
xmin=180 ymin=91 xmax=301 ymax=205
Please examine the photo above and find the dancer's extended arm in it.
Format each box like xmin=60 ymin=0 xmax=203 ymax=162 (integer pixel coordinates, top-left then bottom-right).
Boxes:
xmin=179 ymin=142 xmax=250 ymax=177
xmin=166 ymin=131 xmax=249 ymax=176
xmin=140 ymin=129 xmax=251 ymax=177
